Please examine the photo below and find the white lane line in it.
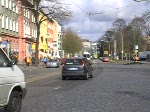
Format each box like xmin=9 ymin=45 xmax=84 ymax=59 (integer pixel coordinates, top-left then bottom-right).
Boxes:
xmin=53 ymin=86 xmax=61 ymax=90
xmin=39 ymin=79 xmax=59 ymax=86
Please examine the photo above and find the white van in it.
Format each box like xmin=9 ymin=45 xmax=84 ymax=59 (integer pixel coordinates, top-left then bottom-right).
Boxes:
xmin=0 ymin=48 xmax=27 ymax=112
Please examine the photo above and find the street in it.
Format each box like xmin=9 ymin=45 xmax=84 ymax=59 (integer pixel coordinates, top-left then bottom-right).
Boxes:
xmin=1 ymin=60 xmax=150 ymax=112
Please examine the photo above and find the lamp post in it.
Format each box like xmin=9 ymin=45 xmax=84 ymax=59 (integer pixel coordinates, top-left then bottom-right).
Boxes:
xmin=120 ymin=32 xmax=124 ymax=60
xmin=108 ymin=30 xmax=123 ymax=60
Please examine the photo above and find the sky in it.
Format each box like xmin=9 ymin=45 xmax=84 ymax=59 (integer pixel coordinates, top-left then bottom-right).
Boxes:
xmin=62 ymin=0 xmax=150 ymax=42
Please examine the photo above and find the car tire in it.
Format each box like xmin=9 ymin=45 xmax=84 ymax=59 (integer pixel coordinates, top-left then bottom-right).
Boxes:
xmin=84 ymin=72 xmax=89 ymax=80
xmin=4 ymin=91 xmax=22 ymax=112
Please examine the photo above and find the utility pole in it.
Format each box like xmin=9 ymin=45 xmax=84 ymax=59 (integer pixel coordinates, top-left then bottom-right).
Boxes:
xmin=121 ymin=32 xmax=124 ymax=60
xmin=114 ymin=40 xmax=117 ymax=59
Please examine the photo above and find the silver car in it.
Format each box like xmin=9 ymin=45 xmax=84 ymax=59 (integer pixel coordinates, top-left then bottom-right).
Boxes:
xmin=46 ymin=59 xmax=60 ymax=68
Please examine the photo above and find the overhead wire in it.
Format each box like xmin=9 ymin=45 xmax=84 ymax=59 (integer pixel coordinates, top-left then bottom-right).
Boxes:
xmin=69 ymin=0 xmax=89 ymax=15
xmin=68 ymin=1 xmax=148 ymax=41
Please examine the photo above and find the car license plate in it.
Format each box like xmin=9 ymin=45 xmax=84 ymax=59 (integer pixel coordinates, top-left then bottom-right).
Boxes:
xmin=69 ymin=68 xmax=78 ymax=70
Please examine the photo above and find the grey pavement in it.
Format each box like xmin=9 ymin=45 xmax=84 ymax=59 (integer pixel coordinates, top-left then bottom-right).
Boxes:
xmin=18 ymin=61 xmax=47 ymax=70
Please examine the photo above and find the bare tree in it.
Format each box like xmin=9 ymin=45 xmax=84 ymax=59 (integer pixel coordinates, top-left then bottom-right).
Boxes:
xmin=22 ymin=0 xmax=72 ymax=66
xmin=142 ymin=10 xmax=150 ymax=36
xmin=112 ymin=19 xmax=126 ymax=31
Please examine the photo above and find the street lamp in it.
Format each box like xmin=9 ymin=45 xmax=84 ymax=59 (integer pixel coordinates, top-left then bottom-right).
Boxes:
xmin=108 ymin=30 xmax=124 ymax=60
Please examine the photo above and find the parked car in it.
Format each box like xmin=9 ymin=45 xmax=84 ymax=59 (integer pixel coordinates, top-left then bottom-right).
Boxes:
xmin=46 ymin=59 xmax=60 ymax=68
xmin=62 ymin=57 xmax=93 ymax=80
xmin=102 ymin=57 xmax=110 ymax=62
xmin=0 ymin=48 xmax=27 ymax=112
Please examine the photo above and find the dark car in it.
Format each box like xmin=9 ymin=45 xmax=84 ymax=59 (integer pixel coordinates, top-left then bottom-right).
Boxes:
xmin=62 ymin=57 xmax=93 ymax=80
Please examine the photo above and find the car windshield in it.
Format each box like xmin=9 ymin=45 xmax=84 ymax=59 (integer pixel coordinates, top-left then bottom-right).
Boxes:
xmin=65 ymin=59 xmax=83 ymax=65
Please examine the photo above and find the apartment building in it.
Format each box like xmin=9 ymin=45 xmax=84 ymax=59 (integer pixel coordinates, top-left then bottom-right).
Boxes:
xmin=18 ymin=0 xmax=36 ymax=62
xmin=0 ymin=0 xmax=61 ymax=62
xmin=0 ymin=0 xmax=36 ymax=62
xmin=0 ymin=0 xmax=19 ymax=58
xmin=47 ymin=18 xmax=54 ymax=57
xmin=82 ymin=39 xmax=91 ymax=53
xmin=53 ymin=20 xmax=62 ymax=58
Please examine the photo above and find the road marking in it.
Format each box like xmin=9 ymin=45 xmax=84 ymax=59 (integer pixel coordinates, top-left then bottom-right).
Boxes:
xmin=39 ymin=79 xmax=59 ymax=86
xmin=53 ymin=86 xmax=61 ymax=90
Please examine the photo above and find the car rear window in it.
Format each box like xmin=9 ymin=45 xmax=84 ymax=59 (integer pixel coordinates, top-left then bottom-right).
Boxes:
xmin=65 ymin=59 xmax=83 ymax=65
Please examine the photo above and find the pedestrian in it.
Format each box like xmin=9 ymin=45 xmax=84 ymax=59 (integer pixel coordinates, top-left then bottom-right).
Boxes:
xmin=25 ymin=56 xmax=31 ymax=67
xmin=43 ymin=57 xmax=47 ymax=65
xmin=31 ymin=56 xmax=35 ymax=65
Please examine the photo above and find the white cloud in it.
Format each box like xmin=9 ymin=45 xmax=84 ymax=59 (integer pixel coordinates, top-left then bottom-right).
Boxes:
xmin=64 ymin=0 xmax=150 ymax=41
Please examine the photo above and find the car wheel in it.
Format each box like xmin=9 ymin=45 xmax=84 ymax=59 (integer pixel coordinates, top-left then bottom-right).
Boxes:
xmin=4 ymin=91 xmax=22 ymax=112
xmin=84 ymin=72 xmax=89 ymax=80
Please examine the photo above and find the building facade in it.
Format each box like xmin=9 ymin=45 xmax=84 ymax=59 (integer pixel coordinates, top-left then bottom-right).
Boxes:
xmin=0 ymin=0 xmax=19 ymax=58
xmin=0 ymin=0 xmax=61 ymax=62
xmin=82 ymin=39 xmax=91 ymax=53
xmin=53 ymin=20 xmax=62 ymax=58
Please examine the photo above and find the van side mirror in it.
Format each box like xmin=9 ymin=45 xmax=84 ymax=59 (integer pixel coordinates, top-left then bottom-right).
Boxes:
xmin=11 ymin=59 xmax=17 ymax=65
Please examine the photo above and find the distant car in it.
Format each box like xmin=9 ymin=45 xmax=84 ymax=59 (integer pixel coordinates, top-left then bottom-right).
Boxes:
xmin=102 ymin=57 xmax=109 ymax=62
xmin=46 ymin=59 xmax=59 ymax=68
xmin=62 ymin=57 xmax=93 ymax=80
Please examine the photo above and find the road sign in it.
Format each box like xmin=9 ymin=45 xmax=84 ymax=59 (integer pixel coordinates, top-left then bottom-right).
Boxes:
xmin=104 ymin=51 xmax=108 ymax=55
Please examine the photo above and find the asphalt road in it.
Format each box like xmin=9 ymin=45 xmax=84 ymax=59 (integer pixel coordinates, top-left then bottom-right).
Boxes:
xmin=1 ymin=60 xmax=150 ymax=112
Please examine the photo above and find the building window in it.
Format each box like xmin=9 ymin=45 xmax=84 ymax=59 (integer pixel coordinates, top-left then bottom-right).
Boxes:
xmin=28 ymin=11 xmax=30 ymax=18
xmin=16 ymin=21 xmax=18 ymax=32
xmin=32 ymin=28 xmax=34 ymax=37
xmin=9 ymin=0 xmax=12 ymax=10
xmin=12 ymin=2 xmax=15 ymax=12
xmin=10 ymin=18 xmax=12 ymax=31
xmin=6 ymin=16 xmax=9 ymax=30
xmin=16 ymin=5 xmax=18 ymax=13
xmin=2 ymin=15 xmax=5 ymax=28
xmin=34 ymin=29 xmax=37 ymax=38
xmin=41 ymin=37 xmax=43 ymax=43
xmin=6 ymin=0 xmax=8 ymax=8
xmin=13 ymin=19 xmax=15 ymax=31
xmin=23 ymin=9 xmax=26 ymax=16
xmin=1 ymin=0 xmax=5 ymax=6
xmin=46 ymin=39 xmax=48 ymax=44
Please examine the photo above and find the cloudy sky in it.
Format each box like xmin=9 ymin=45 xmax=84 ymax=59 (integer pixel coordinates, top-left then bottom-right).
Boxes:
xmin=63 ymin=0 xmax=150 ymax=42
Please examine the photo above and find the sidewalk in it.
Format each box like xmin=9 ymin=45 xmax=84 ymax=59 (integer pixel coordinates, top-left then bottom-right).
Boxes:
xmin=17 ymin=62 xmax=46 ymax=70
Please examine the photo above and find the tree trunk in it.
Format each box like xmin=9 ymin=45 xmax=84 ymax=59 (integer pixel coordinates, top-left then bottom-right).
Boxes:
xmin=35 ymin=24 xmax=40 ymax=67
